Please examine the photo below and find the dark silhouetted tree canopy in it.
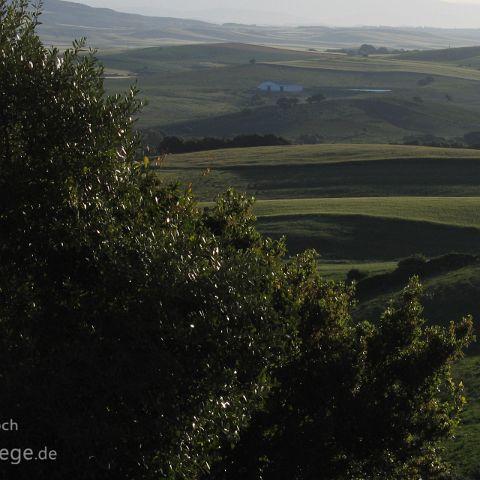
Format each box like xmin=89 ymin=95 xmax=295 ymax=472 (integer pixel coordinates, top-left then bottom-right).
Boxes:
xmin=0 ymin=2 xmax=300 ymax=478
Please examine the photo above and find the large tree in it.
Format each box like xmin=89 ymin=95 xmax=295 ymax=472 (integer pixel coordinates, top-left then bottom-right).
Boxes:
xmin=0 ymin=2 xmax=300 ymax=478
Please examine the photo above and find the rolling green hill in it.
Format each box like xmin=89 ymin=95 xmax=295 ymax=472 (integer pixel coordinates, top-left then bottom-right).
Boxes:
xmin=170 ymin=143 xmax=480 ymax=166
xmin=398 ymin=45 xmax=480 ymax=63
xmin=163 ymin=144 xmax=480 ymax=200
xmin=99 ymin=43 xmax=318 ymax=74
xmin=253 ymin=197 xmax=480 ymax=227
xmin=266 ymin=54 xmax=480 ymax=81
xmin=100 ymin=43 xmax=480 ymax=142
xmin=159 ymin=96 xmax=480 ymax=143
xmin=153 ymin=144 xmax=480 ymax=263
xmin=36 ymin=1 xmax=480 ymax=50
xmin=396 ymin=45 xmax=480 ymax=71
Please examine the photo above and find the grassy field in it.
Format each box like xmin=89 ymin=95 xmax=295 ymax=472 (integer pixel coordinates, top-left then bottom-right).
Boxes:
xmin=100 ymin=43 xmax=480 ymax=142
xmin=257 ymin=214 xmax=480 ymax=260
xmin=163 ymin=144 xmax=480 ymax=200
xmin=153 ymin=144 xmax=480 ymax=263
xmin=170 ymin=143 xmax=480 ymax=167
xmin=100 ymin=43 xmax=319 ymax=74
xmin=317 ymin=261 xmax=398 ymax=280
xmin=266 ymin=54 xmax=480 ymax=81
xmin=159 ymin=96 xmax=480 ymax=143
xmin=253 ymin=197 xmax=480 ymax=227
xmin=252 ymin=198 xmax=480 ymax=259
xmin=398 ymin=45 xmax=480 ymax=68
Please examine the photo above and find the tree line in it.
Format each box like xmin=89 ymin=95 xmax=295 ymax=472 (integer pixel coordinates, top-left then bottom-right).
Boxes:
xmin=157 ymin=133 xmax=290 ymax=154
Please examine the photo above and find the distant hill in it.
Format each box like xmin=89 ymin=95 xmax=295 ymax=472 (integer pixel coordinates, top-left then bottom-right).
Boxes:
xmin=398 ymin=45 xmax=480 ymax=62
xmin=98 ymin=43 xmax=319 ymax=76
xmin=37 ymin=0 xmax=480 ymax=50
xmin=38 ymin=0 xmax=239 ymax=48
xmin=157 ymin=97 xmax=480 ymax=144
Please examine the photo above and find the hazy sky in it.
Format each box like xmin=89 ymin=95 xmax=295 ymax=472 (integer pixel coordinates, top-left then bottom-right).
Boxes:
xmin=76 ymin=0 xmax=480 ymax=27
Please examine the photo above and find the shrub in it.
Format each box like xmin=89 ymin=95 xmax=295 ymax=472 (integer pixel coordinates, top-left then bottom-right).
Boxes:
xmin=157 ymin=134 xmax=290 ymax=154
xmin=346 ymin=268 xmax=369 ymax=283
xmin=307 ymin=93 xmax=326 ymax=103
xmin=277 ymin=97 xmax=299 ymax=109
xmin=417 ymin=75 xmax=435 ymax=86
xmin=208 ymin=278 xmax=473 ymax=480
xmin=398 ymin=254 xmax=428 ymax=271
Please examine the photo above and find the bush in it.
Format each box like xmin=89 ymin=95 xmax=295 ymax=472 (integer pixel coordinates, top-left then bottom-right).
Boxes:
xmin=464 ymin=131 xmax=480 ymax=147
xmin=307 ymin=93 xmax=326 ymax=103
xmin=398 ymin=254 xmax=428 ymax=271
xmin=277 ymin=97 xmax=299 ymax=109
xmin=208 ymin=278 xmax=473 ymax=480
xmin=417 ymin=75 xmax=435 ymax=86
xmin=346 ymin=268 xmax=369 ymax=283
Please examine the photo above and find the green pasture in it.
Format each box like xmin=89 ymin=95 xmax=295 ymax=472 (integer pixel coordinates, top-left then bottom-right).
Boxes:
xmin=398 ymin=45 xmax=480 ymax=69
xmin=156 ymin=144 xmax=480 ymax=262
xmin=157 ymin=95 xmax=480 ymax=143
xmin=265 ymin=54 xmax=480 ymax=81
xmin=254 ymin=197 xmax=480 ymax=228
xmin=170 ymin=143 xmax=480 ymax=167
xmin=256 ymin=213 xmax=480 ymax=260
xmin=99 ymin=43 xmax=318 ymax=75
xmin=161 ymin=144 xmax=480 ymax=200
xmin=100 ymin=43 xmax=480 ymax=136
xmin=318 ymin=261 xmax=397 ymax=280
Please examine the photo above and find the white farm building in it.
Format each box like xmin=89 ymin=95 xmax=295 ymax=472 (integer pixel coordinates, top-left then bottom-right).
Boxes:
xmin=257 ymin=81 xmax=304 ymax=93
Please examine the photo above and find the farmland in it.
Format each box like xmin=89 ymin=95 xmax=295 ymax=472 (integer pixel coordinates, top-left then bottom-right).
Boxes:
xmin=253 ymin=197 xmax=480 ymax=227
xmin=157 ymin=144 xmax=480 ymax=262
xmin=37 ymin=1 xmax=480 ymax=50
xmin=159 ymin=144 xmax=480 ymax=201
xmin=99 ymin=42 xmax=480 ymax=144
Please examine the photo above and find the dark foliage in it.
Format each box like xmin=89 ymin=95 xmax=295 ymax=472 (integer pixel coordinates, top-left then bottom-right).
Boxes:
xmin=157 ymin=134 xmax=290 ymax=154
xmin=0 ymin=3 xmax=300 ymax=478
xmin=306 ymin=93 xmax=326 ymax=103
xmin=276 ymin=97 xmax=300 ymax=109
xmin=417 ymin=75 xmax=435 ymax=86
xmin=464 ymin=131 xmax=480 ymax=148
xmin=208 ymin=278 xmax=473 ymax=480
xmin=402 ymin=134 xmax=465 ymax=148
xmin=356 ymin=253 xmax=480 ymax=302
xmin=347 ymin=268 xmax=369 ymax=283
